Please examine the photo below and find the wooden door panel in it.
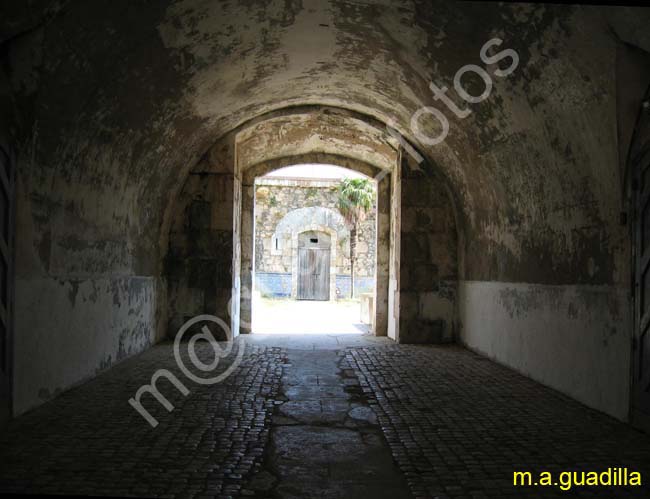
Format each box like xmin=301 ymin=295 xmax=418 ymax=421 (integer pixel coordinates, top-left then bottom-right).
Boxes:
xmin=297 ymin=248 xmax=330 ymax=301
xmin=315 ymin=249 xmax=329 ymax=300
xmin=297 ymin=248 xmax=309 ymax=299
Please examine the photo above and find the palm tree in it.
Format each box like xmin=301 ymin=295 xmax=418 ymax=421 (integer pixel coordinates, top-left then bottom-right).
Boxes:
xmin=337 ymin=178 xmax=375 ymax=299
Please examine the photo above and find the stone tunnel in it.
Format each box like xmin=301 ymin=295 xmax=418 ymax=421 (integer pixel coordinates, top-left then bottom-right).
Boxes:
xmin=1 ymin=1 xmax=650 ymax=498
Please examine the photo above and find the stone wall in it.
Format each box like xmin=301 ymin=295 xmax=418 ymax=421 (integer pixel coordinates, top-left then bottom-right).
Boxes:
xmin=254 ymin=178 xmax=376 ymax=278
xmin=165 ymin=145 xmax=235 ymax=339
xmin=399 ymin=156 xmax=458 ymax=344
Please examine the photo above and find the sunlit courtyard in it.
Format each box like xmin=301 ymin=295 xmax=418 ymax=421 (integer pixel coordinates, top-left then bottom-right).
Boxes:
xmin=251 ymin=296 xmax=369 ymax=335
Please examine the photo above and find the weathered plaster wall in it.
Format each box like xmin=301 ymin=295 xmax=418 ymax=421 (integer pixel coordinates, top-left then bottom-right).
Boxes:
xmin=14 ymin=276 xmax=156 ymax=414
xmin=6 ymin=3 xmax=648 ymax=293
xmin=4 ymin=1 xmax=210 ymax=416
xmin=13 ymin=132 xmax=164 ymax=414
xmin=459 ymin=281 xmax=631 ymax=420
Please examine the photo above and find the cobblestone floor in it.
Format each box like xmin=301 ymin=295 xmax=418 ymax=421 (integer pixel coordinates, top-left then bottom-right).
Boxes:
xmin=2 ymin=336 xmax=650 ymax=499
xmin=346 ymin=344 xmax=650 ymax=498
xmin=0 ymin=340 xmax=285 ymax=498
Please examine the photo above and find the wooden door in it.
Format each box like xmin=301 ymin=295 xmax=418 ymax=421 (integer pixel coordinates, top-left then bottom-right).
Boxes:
xmin=634 ymin=152 xmax=650 ymax=428
xmin=297 ymin=247 xmax=330 ymax=300
xmin=0 ymin=142 xmax=14 ymax=428
xmin=297 ymin=231 xmax=331 ymax=301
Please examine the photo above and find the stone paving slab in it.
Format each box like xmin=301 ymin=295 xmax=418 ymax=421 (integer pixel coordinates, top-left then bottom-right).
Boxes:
xmin=257 ymin=348 xmax=412 ymax=499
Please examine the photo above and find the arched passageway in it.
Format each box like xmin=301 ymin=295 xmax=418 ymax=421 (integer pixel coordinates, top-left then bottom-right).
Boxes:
xmin=3 ymin=0 xmax=645 ymax=423
xmin=2 ymin=1 xmax=650 ymax=496
xmin=163 ymin=107 xmax=460 ymax=342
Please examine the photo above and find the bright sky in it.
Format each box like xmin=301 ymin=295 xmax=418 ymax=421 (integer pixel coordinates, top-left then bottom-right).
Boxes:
xmin=264 ymin=164 xmax=368 ymax=180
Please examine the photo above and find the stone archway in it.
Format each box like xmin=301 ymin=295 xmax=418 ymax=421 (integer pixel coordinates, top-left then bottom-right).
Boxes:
xmin=163 ymin=107 xmax=461 ymax=346
xmin=261 ymin=206 xmax=349 ymax=302
xmin=230 ymin=109 xmax=402 ymax=338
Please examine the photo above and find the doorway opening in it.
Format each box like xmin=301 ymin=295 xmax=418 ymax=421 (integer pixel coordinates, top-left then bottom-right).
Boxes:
xmin=251 ymin=164 xmax=377 ymax=335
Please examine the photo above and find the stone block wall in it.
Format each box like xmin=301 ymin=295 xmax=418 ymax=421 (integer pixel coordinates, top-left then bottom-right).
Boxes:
xmin=254 ymin=178 xmax=376 ymax=277
xmin=399 ymin=160 xmax=458 ymax=344
xmin=165 ymin=150 xmax=235 ymax=339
